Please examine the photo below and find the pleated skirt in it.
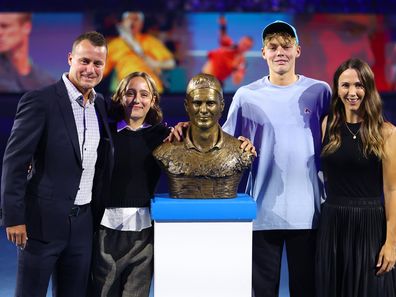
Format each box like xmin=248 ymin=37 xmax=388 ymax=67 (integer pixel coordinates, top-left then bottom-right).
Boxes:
xmin=316 ymin=196 xmax=396 ymax=297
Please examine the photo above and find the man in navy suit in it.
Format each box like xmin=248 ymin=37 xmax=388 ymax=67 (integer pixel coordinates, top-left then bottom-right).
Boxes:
xmin=0 ymin=31 xmax=112 ymax=297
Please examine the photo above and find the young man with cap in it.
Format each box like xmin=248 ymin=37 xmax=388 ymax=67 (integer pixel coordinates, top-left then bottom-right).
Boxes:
xmin=222 ymin=20 xmax=331 ymax=296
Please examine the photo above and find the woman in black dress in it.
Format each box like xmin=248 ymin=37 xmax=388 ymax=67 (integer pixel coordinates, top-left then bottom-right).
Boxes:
xmin=317 ymin=58 xmax=396 ymax=297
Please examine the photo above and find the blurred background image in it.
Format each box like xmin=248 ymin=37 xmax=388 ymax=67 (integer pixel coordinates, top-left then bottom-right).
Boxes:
xmin=2 ymin=11 xmax=396 ymax=94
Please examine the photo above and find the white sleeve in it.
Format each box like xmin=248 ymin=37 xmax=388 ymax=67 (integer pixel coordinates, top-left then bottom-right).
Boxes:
xmin=321 ymin=82 xmax=332 ymax=118
xmin=222 ymin=90 xmax=242 ymax=137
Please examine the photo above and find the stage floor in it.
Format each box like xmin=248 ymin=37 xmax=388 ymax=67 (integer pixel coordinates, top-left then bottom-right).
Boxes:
xmin=0 ymin=227 xmax=290 ymax=297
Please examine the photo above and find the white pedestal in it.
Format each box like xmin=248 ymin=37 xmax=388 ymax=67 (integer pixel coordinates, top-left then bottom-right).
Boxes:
xmin=151 ymin=194 xmax=256 ymax=297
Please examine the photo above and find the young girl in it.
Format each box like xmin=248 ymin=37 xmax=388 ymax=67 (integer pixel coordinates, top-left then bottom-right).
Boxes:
xmin=92 ymin=72 xmax=170 ymax=297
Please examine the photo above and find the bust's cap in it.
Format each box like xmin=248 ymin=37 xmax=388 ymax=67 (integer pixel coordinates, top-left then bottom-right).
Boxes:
xmin=186 ymin=73 xmax=223 ymax=99
xmin=262 ymin=20 xmax=299 ymax=45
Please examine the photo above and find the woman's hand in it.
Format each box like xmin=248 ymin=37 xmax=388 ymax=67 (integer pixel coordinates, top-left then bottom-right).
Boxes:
xmin=163 ymin=121 xmax=189 ymax=142
xmin=376 ymin=241 xmax=396 ymax=275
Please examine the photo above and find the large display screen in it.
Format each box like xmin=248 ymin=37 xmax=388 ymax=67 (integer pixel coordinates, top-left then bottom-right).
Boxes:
xmin=1 ymin=12 xmax=396 ymax=93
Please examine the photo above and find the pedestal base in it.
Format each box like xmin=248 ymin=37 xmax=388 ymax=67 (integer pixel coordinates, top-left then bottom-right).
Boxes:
xmin=151 ymin=194 xmax=256 ymax=297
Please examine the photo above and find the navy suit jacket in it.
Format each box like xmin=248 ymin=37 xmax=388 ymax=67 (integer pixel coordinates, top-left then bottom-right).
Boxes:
xmin=0 ymin=79 xmax=113 ymax=241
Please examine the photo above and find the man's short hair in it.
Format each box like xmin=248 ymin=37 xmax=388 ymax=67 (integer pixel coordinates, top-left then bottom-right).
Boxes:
xmin=72 ymin=31 xmax=107 ymax=52
xmin=186 ymin=73 xmax=224 ymax=103
xmin=18 ymin=13 xmax=32 ymax=24
xmin=122 ymin=11 xmax=144 ymax=22
xmin=263 ymin=32 xmax=297 ymax=47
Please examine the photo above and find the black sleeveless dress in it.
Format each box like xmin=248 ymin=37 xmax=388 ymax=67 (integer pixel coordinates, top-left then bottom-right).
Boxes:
xmin=316 ymin=122 xmax=396 ymax=297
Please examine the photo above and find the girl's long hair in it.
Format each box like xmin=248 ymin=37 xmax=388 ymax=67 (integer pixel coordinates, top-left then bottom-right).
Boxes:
xmin=322 ymin=58 xmax=385 ymax=159
xmin=110 ymin=71 xmax=163 ymax=125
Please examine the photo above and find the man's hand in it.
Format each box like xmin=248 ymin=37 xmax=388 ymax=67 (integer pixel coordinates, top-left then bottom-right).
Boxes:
xmin=164 ymin=121 xmax=189 ymax=142
xmin=238 ymin=136 xmax=257 ymax=157
xmin=6 ymin=224 xmax=28 ymax=249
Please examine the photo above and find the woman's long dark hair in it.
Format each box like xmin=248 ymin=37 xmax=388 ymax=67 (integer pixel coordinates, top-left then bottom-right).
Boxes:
xmin=322 ymin=58 xmax=385 ymax=159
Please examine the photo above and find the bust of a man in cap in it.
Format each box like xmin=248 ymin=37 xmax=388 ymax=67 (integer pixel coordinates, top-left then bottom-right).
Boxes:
xmin=153 ymin=73 xmax=254 ymax=198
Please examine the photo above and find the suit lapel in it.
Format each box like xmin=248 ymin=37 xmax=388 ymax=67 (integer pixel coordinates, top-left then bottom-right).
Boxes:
xmin=94 ymin=96 xmax=114 ymax=173
xmin=55 ymin=80 xmax=82 ymax=165
xmin=94 ymin=96 xmax=112 ymax=142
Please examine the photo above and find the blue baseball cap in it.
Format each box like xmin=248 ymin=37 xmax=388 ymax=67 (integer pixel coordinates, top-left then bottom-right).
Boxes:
xmin=262 ymin=20 xmax=299 ymax=45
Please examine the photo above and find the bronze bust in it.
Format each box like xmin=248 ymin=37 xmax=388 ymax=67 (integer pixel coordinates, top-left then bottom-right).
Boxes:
xmin=153 ymin=73 xmax=254 ymax=198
